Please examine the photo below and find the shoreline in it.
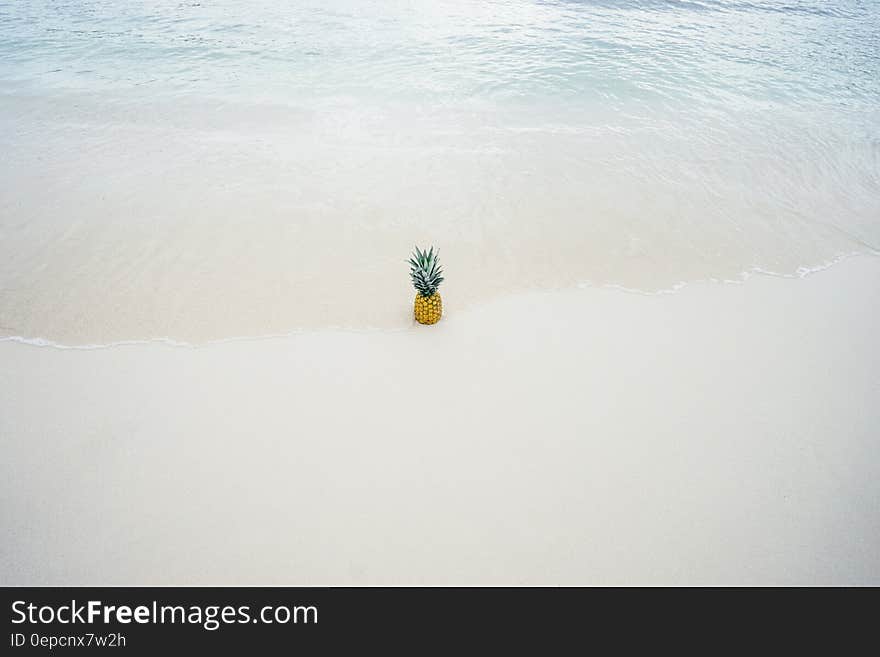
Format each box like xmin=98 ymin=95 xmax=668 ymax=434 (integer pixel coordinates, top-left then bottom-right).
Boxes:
xmin=2 ymin=254 xmax=878 ymax=585
xmin=4 ymin=84 xmax=878 ymax=346
xmin=2 ymin=250 xmax=877 ymax=349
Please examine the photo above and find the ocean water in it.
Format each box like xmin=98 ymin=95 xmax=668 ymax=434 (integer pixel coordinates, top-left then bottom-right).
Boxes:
xmin=1 ymin=0 xmax=878 ymax=344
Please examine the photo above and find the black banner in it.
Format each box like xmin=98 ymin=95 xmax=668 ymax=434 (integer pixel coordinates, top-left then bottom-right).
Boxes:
xmin=1 ymin=587 xmax=872 ymax=652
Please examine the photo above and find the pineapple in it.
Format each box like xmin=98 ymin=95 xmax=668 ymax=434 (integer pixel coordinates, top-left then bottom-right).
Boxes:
xmin=409 ymin=246 xmax=444 ymax=325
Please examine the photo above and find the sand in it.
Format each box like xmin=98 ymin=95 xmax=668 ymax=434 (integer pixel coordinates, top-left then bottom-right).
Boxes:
xmin=2 ymin=255 xmax=879 ymax=585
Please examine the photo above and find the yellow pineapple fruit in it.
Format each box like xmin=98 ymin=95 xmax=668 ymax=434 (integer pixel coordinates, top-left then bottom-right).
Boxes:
xmin=409 ymin=246 xmax=444 ymax=325
xmin=414 ymin=292 xmax=442 ymax=325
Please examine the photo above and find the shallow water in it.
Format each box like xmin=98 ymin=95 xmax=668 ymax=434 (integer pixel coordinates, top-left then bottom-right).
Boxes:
xmin=1 ymin=0 xmax=878 ymax=344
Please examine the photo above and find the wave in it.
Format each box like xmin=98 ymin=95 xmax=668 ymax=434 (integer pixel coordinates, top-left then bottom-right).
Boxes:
xmin=2 ymin=251 xmax=875 ymax=351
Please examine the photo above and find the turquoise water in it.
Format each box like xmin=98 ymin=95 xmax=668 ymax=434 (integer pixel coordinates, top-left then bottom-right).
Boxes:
xmin=3 ymin=0 xmax=879 ymax=108
xmin=0 ymin=1 xmax=878 ymax=342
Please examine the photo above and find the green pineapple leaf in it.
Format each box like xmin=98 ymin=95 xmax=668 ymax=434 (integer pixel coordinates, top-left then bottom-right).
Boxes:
xmin=409 ymin=245 xmax=444 ymax=297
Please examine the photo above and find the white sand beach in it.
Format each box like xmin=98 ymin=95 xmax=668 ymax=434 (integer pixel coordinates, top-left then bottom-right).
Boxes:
xmin=2 ymin=255 xmax=878 ymax=586
xmin=3 ymin=0 xmax=880 ymax=589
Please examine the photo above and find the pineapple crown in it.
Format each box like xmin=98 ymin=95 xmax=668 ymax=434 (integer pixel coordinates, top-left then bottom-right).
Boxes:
xmin=409 ymin=246 xmax=444 ymax=297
